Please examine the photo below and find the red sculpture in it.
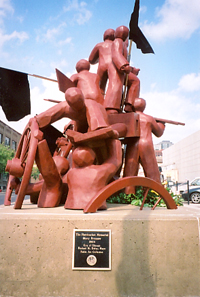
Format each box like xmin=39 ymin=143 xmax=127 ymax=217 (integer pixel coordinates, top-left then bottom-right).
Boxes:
xmin=89 ymin=28 xmax=115 ymax=95
xmin=124 ymin=67 xmax=140 ymax=112
xmin=123 ymin=98 xmax=165 ymax=194
xmin=103 ymin=25 xmax=132 ymax=113
xmin=4 ymin=24 xmax=181 ymax=212
xmin=64 ymin=139 xmax=122 ymax=210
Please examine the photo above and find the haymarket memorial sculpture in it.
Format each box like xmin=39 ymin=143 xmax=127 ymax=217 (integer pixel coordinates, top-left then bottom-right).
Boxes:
xmin=2 ymin=0 xmax=185 ymax=212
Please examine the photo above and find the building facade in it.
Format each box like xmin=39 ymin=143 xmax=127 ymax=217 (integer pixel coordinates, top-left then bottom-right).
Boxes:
xmin=0 ymin=120 xmax=21 ymax=190
xmin=162 ymin=130 xmax=200 ymax=184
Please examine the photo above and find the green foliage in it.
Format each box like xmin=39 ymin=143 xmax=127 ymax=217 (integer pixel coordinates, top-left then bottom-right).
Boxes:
xmin=31 ymin=165 xmax=40 ymax=180
xmin=0 ymin=144 xmax=15 ymax=173
xmin=107 ymin=186 xmax=184 ymax=208
xmin=165 ymin=187 xmax=184 ymax=206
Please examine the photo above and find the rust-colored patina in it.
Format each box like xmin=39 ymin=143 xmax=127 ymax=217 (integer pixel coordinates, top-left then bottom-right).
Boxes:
xmin=83 ymin=177 xmax=177 ymax=213
xmin=4 ymin=24 xmax=184 ymax=211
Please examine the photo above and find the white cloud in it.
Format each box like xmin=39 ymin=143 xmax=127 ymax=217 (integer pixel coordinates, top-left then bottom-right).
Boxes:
xmin=0 ymin=1 xmax=28 ymax=49
xmin=142 ymin=0 xmax=200 ymax=41
xmin=0 ymin=29 xmax=28 ymax=48
xmin=36 ymin=22 xmax=68 ymax=43
xmin=58 ymin=37 xmax=72 ymax=46
xmin=63 ymin=0 xmax=92 ymax=25
xmin=29 ymin=78 xmax=71 ymax=132
xmin=140 ymin=5 xmax=147 ymax=14
xmin=50 ymin=59 xmax=69 ymax=73
xmin=0 ymin=0 xmax=14 ymax=19
xmin=141 ymin=71 xmax=200 ymax=143
xmin=44 ymin=27 xmax=60 ymax=41
xmin=178 ymin=73 xmax=200 ymax=92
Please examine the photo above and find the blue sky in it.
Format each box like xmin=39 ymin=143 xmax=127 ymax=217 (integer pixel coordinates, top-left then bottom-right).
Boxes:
xmin=0 ymin=0 xmax=200 ymax=144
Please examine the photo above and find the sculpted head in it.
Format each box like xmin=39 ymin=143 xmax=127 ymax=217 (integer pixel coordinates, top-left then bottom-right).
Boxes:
xmin=103 ymin=28 xmax=115 ymax=41
xmin=115 ymin=26 xmax=129 ymax=41
xmin=76 ymin=59 xmax=90 ymax=73
xmin=73 ymin=146 xmax=96 ymax=167
xmin=65 ymin=87 xmax=85 ymax=111
xmin=133 ymin=98 xmax=146 ymax=112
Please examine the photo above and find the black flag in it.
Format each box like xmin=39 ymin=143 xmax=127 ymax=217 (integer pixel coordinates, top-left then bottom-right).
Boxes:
xmin=129 ymin=0 xmax=154 ymax=54
xmin=0 ymin=67 xmax=31 ymax=121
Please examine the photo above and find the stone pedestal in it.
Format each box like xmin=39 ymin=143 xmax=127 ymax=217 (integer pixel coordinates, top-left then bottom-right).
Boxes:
xmin=0 ymin=200 xmax=199 ymax=297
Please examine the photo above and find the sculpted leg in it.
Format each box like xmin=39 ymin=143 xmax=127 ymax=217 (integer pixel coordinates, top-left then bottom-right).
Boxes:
xmin=35 ymin=139 xmax=63 ymax=207
xmin=123 ymin=138 xmax=139 ymax=194
xmin=125 ymin=73 xmax=140 ymax=112
xmin=85 ymin=99 xmax=109 ymax=131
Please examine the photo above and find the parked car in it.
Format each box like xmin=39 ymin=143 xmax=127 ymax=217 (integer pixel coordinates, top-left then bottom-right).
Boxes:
xmin=181 ymin=178 xmax=200 ymax=204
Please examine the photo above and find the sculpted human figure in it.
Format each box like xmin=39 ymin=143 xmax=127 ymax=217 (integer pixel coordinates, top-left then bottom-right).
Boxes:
xmin=8 ymin=138 xmax=70 ymax=207
xmin=34 ymin=86 xmax=87 ymax=132
xmin=123 ymin=38 xmax=140 ymax=112
xmin=64 ymin=139 xmax=122 ymax=210
xmin=89 ymin=27 xmax=140 ymax=114
xmin=104 ymin=25 xmax=132 ymax=114
xmin=35 ymin=59 xmax=112 ymax=132
xmin=70 ymin=59 xmax=109 ymax=131
xmin=123 ymin=98 xmax=165 ymax=194
xmin=89 ymin=28 xmax=115 ymax=94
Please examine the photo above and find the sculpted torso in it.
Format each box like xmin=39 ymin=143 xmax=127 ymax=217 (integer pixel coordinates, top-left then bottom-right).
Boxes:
xmin=70 ymin=71 xmax=104 ymax=104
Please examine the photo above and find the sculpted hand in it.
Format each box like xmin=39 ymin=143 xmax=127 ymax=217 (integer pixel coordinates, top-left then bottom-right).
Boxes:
xmin=121 ymin=64 xmax=132 ymax=74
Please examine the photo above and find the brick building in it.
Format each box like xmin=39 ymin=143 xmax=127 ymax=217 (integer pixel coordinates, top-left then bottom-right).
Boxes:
xmin=0 ymin=120 xmax=21 ymax=190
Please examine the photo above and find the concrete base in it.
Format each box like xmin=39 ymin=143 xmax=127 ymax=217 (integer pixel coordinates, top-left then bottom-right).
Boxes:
xmin=0 ymin=199 xmax=200 ymax=297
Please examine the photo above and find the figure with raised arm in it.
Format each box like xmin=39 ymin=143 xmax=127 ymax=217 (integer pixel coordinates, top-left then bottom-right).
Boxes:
xmin=89 ymin=28 xmax=115 ymax=94
xmin=103 ymin=25 xmax=132 ymax=114
xmin=64 ymin=138 xmax=122 ymax=210
xmin=123 ymin=98 xmax=165 ymax=194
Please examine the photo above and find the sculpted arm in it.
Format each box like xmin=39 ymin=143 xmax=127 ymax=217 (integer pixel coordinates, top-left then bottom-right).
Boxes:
xmin=89 ymin=44 xmax=100 ymax=64
xmin=35 ymin=101 xmax=75 ymax=129
xmin=105 ymin=139 xmax=122 ymax=171
xmin=70 ymin=74 xmax=78 ymax=85
xmin=112 ymin=39 xmax=131 ymax=74
xmin=151 ymin=117 xmax=165 ymax=137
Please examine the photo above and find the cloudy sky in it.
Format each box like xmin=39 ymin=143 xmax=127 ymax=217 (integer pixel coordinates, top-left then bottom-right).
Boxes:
xmin=0 ymin=0 xmax=200 ymax=144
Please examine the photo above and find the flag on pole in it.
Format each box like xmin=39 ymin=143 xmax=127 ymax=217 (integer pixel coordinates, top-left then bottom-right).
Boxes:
xmin=0 ymin=67 xmax=31 ymax=121
xmin=56 ymin=68 xmax=75 ymax=93
xmin=129 ymin=0 xmax=154 ymax=54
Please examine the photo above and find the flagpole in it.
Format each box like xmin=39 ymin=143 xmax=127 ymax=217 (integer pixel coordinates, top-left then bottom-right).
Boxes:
xmin=44 ymin=99 xmax=62 ymax=103
xmin=29 ymin=74 xmax=57 ymax=83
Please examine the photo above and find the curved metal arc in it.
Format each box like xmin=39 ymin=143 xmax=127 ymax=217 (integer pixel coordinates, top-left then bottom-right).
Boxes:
xmin=15 ymin=124 xmax=29 ymax=159
xmin=83 ymin=176 xmax=177 ymax=213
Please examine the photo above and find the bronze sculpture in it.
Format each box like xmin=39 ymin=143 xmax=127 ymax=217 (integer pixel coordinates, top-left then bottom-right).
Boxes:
xmin=4 ymin=23 xmax=183 ymax=212
xmin=123 ymin=98 xmax=165 ymax=194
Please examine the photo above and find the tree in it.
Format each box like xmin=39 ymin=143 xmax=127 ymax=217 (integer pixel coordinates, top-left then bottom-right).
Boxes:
xmin=31 ymin=165 xmax=40 ymax=180
xmin=0 ymin=144 xmax=15 ymax=174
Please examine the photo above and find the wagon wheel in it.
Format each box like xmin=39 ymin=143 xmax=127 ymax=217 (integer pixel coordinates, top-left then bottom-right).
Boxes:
xmin=4 ymin=123 xmax=32 ymax=206
xmin=83 ymin=176 xmax=177 ymax=213
xmin=4 ymin=118 xmax=40 ymax=208
xmin=14 ymin=118 xmax=41 ymax=209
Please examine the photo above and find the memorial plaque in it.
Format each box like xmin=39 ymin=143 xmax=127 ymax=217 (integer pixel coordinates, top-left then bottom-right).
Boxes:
xmin=72 ymin=229 xmax=111 ymax=270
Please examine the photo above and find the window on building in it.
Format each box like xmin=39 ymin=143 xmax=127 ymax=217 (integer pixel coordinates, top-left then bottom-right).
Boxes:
xmin=0 ymin=133 xmax=2 ymax=144
xmin=12 ymin=140 xmax=17 ymax=151
xmin=4 ymin=136 xmax=10 ymax=146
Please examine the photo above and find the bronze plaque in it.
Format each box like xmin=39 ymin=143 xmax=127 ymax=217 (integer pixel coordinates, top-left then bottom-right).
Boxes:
xmin=72 ymin=229 xmax=111 ymax=270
